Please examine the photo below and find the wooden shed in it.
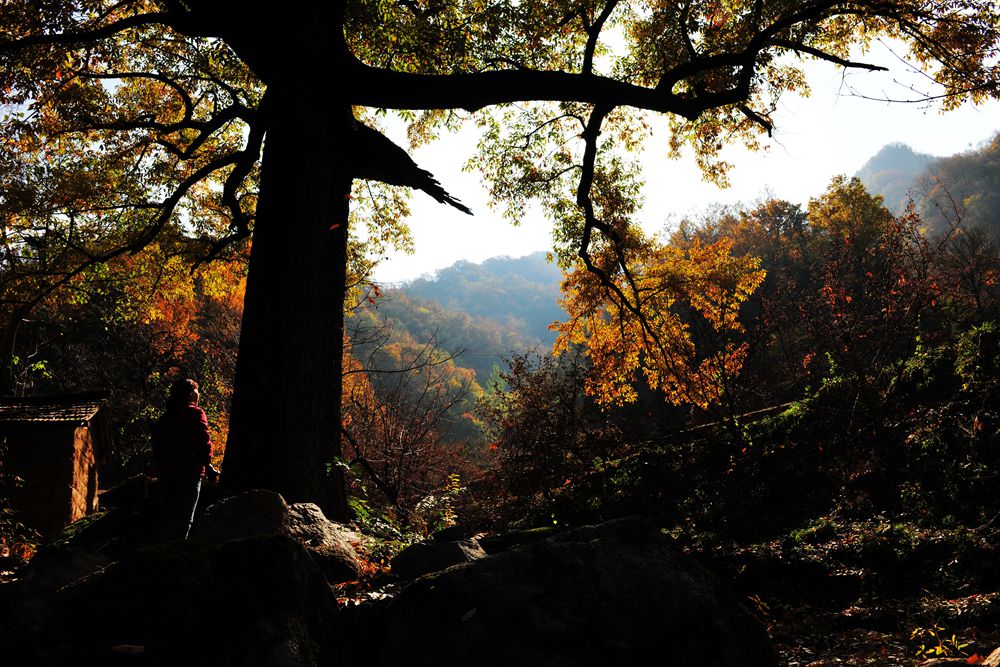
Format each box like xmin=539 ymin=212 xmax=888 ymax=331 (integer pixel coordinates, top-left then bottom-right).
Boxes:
xmin=0 ymin=391 xmax=112 ymax=536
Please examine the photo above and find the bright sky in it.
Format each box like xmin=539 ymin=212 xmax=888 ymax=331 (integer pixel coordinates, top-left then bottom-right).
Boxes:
xmin=372 ymin=43 xmax=1000 ymax=285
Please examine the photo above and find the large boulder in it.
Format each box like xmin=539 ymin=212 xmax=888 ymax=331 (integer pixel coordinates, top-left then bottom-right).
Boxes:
xmin=2 ymin=489 xmax=361 ymax=636
xmin=190 ymin=490 xmax=361 ymax=583
xmin=367 ymin=517 xmax=777 ymax=667
xmin=189 ymin=488 xmax=290 ymax=543
xmin=0 ymin=535 xmax=337 ymax=665
xmin=477 ymin=526 xmax=560 ymax=555
xmin=287 ymin=502 xmax=362 ymax=584
xmin=0 ymin=503 xmax=158 ymax=632
xmin=390 ymin=538 xmax=487 ymax=580
xmin=0 ymin=543 xmax=111 ymax=629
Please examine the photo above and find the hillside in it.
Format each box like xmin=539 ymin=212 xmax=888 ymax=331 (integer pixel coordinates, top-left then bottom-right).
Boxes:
xmin=357 ymin=252 xmax=566 ymax=388
xmin=857 ymin=133 xmax=1000 ymax=235
xmin=399 ymin=252 xmax=565 ymax=345
xmin=914 ymin=133 xmax=1000 ymax=235
xmin=352 ymin=291 xmax=534 ymax=388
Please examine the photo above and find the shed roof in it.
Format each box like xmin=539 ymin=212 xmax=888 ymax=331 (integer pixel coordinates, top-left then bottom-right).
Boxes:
xmin=0 ymin=391 xmax=111 ymax=425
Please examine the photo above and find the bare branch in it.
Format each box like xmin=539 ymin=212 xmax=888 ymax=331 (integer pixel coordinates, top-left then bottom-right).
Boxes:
xmin=132 ymin=151 xmax=244 ymax=251
xmin=768 ymin=38 xmax=888 ymax=72
xmin=519 ymin=113 xmax=586 ymax=149
xmin=195 ymin=121 xmax=265 ymax=266
xmin=574 ymin=104 xmax=648 ymax=333
xmin=737 ymin=104 xmax=773 ymax=136
xmin=341 ymin=423 xmax=402 ymax=509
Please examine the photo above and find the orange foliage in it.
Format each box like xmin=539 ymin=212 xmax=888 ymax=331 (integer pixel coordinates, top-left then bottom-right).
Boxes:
xmin=555 ymin=237 xmax=765 ymax=409
xmin=341 ymin=340 xmax=376 ymax=426
xmin=41 ymin=240 xmax=248 ymax=468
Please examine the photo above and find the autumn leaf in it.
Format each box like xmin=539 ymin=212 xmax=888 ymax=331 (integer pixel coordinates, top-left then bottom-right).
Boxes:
xmin=555 ymin=235 xmax=764 ymax=409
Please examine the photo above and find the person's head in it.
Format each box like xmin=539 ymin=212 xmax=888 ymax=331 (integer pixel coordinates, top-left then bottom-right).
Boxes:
xmin=167 ymin=378 xmax=199 ymax=411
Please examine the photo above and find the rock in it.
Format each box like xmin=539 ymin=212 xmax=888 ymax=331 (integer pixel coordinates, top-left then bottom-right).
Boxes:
xmin=478 ymin=525 xmax=561 ymax=555
xmin=0 ymin=544 xmax=112 ymax=630
xmin=0 ymin=502 xmax=167 ymax=634
xmin=287 ymin=503 xmax=361 ymax=584
xmin=190 ymin=491 xmax=361 ymax=584
xmin=95 ymin=473 xmax=154 ymax=510
xmin=309 ymin=543 xmax=362 ymax=584
xmin=189 ymin=488 xmax=290 ymax=544
xmin=0 ymin=535 xmax=337 ymax=665
xmin=287 ymin=503 xmax=360 ymax=552
xmin=370 ymin=517 xmax=776 ymax=667
xmin=430 ymin=525 xmax=474 ymax=541
xmin=50 ymin=502 xmax=160 ymax=558
xmin=2 ymin=489 xmax=361 ymax=633
xmin=286 ymin=502 xmax=346 ymax=546
xmin=390 ymin=538 xmax=487 ymax=580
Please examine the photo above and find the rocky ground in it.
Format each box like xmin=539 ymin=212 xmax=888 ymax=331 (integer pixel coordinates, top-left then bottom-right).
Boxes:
xmin=0 ymin=489 xmax=774 ymax=666
xmin=2 ymin=482 xmax=998 ymax=666
xmin=320 ymin=515 xmax=1000 ymax=666
xmin=685 ymin=519 xmax=1000 ymax=666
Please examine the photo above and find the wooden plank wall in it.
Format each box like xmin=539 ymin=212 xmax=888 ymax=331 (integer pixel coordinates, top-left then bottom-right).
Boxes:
xmin=71 ymin=426 xmax=97 ymax=521
xmin=2 ymin=423 xmax=85 ymax=535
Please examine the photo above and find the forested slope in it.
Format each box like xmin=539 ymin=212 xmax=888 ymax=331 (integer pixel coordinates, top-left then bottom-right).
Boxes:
xmin=360 ymin=252 xmax=565 ymax=387
xmin=915 ymin=133 xmax=1000 ymax=235
xmin=397 ymin=252 xmax=564 ymax=345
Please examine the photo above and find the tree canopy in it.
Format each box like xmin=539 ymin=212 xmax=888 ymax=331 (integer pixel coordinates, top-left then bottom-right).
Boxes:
xmin=2 ymin=0 xmax=999 ymax=515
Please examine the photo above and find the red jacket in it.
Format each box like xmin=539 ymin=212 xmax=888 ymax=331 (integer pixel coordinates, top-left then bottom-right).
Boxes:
xmin=153 ymin=403 xmax=213 ymax=481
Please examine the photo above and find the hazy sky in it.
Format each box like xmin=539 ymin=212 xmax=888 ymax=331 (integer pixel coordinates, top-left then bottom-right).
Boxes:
xmin=371 ymin=45 xmax=1000 ymax=284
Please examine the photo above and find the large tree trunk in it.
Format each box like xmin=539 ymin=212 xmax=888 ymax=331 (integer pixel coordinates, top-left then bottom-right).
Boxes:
xmin=0 ymin=321 xmax=20 ymax=394
xmin=222 ymin=87 xmax=352 ymax=520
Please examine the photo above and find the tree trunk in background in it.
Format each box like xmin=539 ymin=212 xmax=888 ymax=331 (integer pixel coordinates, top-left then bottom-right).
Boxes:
xmin=222 ymin=87 xmax=351 ymax=520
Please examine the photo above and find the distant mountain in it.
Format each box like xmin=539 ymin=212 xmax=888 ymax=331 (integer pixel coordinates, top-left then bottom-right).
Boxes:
xmin=356 ymin=291 xmax=535 ymax=387
xmin=855 ymin=143 xmax=936 ymax=214
xmin=355 ymin=252 xmax=566 ymax=389
xmin=400 ymin=252 xmax=565 ymax=345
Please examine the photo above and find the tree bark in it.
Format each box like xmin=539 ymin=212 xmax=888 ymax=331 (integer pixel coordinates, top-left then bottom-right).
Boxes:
xmin=221 ymin=87 xmax=352 ymax=520
xmin=0 ymin=319 xmax=21 ymax=394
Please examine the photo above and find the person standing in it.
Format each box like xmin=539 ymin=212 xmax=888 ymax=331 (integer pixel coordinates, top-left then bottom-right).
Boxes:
xmin=152 ymin=378 xmax=213 ymax=540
